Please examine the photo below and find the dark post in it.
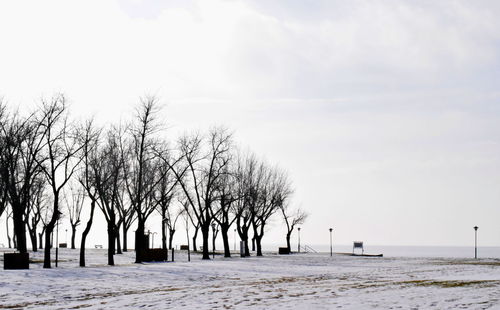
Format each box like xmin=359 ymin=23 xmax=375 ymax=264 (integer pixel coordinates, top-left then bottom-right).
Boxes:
xmin=55 ymin=217 xmax=59 ymax=267
xmin=474 ymin=226 xmax=478 ymax=259
xmin=298 ymin=227 xmax=301 ymax=253
xmin=171 ymin=248 xmax=174 ymax=262
xmin=329 ymin=228 xmax=333 ymax=257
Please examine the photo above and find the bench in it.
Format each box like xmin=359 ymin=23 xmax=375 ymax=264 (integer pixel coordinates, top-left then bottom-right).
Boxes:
xmin=94 ymin=245 xmax=103 ymax=249
xmin=353 ymin=241 xmax=364 ymax=255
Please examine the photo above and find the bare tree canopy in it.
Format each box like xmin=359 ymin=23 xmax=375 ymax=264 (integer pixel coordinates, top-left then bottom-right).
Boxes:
xmin=280 ymin=204 xmax=307 ymax=252
xmin=36 ymin=95 xmax=85 ymax=268
xmin=173 ymin=127 xmax=233 ymax=259
xmin=0 ymin=98 xmax=48 ymax=254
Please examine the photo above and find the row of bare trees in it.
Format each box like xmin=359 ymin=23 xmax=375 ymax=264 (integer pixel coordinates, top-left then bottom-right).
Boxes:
xmin=0 ymin=94 xmax=307 ymax=268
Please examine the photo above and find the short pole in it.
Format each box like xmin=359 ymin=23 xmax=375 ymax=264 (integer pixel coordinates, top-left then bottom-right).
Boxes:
xmin=298 ymin=227 xmax=301 ymax=253
xmin=234 ymin=229 xmax=236 ymax=252
xmin=474 ymin=226 xmax=478 ymax=259
xmin=329 ymin=228 xmax=333 ymax=257
xmin=55 ymin=217 xmax=59 ymax=267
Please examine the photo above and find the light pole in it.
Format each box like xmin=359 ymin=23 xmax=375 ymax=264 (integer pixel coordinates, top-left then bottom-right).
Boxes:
xmin=233 ymin=229 xmax=236 ymax=252
xmin=55 ymin=210 xmax=62 ymax=267
xmin=474 ymin=226 xmax=478 ymax=259
xmin=65 ymin=229 xmax=68 ymax=245
xmin=329 ymin=228 xmax=333 ymax=257
xmin=298 ymin=227 xmax=301 ymax=253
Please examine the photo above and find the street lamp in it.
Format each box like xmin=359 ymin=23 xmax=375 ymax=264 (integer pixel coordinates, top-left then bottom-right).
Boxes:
xmin=474 ymin=226 xmax=478 ymax=259
xmin=329 ymin=228 xmax=333 ymax=257
xmin=297 ymin=227 xmax=301 ymax=253
xmin=55 ymin=210 xmax=62 ymax=267
xmin=233 ymin=229 xmax=236 ymax=252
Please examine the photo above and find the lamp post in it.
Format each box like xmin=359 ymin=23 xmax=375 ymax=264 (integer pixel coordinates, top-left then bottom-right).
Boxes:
xmin=474 ymin=226 xmax=478 ymax=259
xmin=65 ymin=229 xmax=68 ymax=244
xmin=329 ymin=228 xmax=333 ymax=257
xmin=212 ymin=222 xmax=216 ymax=259
xmin=298 ymin=227 xmax=301 ymax=253
xmin=233 ymin=229 xmax=236 ymax=252
xmin=55 ymin=210 xmax=62 ymax=267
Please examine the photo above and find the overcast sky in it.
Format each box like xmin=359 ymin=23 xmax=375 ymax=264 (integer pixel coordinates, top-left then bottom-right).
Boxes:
xmin=1 ymin=0 xmax=500 ymax=248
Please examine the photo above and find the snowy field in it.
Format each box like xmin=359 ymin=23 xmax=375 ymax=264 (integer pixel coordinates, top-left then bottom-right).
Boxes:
xmin=1 ymin=248 xmax=500 ymax=309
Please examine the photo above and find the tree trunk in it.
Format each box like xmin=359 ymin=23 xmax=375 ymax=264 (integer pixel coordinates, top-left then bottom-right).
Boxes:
xmin=80 ymin=200 xmax=96 ymax=267
xmin=6 ymin=217 xmax=11 ymax=248
xmin=29 ymin=229 xmax=37 ymax=252
xmin=115 ymin=229 xmax=122 ymax=254
xmin=192 ymin=225 xmax=199 ymax=252
xmin=122 ymin=225 xmax=128 ymax=252
xmin=212 ymin=231 xmax=216 ymax=253
xmin=221 ymin=225 xmax=231 ymax=258
xmin=43 ymin=225 xmax=54 ymax=268
xmin=201 ymin=223 xmax=210 ymax=260
xmin=162 ymin=221 xmax=167 ymax=250
xmin=71 ymin=224 xmax=77 ymax=249
xmin=135 ymin=219 xmax=145 ymax=263
xmin=252 ymin=236 xmax=256 ymax=252
xmin=237 ymin=226 xmax=250 ymax=256
xmin=107 ymin=222 xmax=115 ymax=266
xmin=255 ymin=235 xmax=263 ymax=256
xmin=168 ymin=229 xmax=175 ymax=250
xmin=286 ymin=231 xmax=291 ymax=253
xmin=44 ymin=193 xmax=60 ymax=268
xmin=12 ymin=203 xmax=27 ymax=253
xmin=38 ymin=232 xmax=44 ymax=249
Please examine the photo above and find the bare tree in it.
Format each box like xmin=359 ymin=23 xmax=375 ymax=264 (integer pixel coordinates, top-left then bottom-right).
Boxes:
xmin=173 ymin=128 xmax=233 ymax=259
xmin=37 ymin=95 xmax=84 ymax=268
xmin=251 ymin=164 xmax=293 ymax=256
xmin=38 ymin=195 xmax=53 ymax=249
xmin=0 ymin=101 xmax=47 ymax=253
xmin=93 ymin=130 xmax=123 ymax=266
xmin=167 ymin=207 xmax=183 ymax=250
xmin=120 ymin=96 xmax=168 ymax=263
xmin=235 ymin=153 xmax=258 ymax=256
xmin=116 ymin=188 xmax=136 ymax=252
xmin=25 ymin=176 xmax=46 ymax=251
xmin=280 ymin=205 xmax=307 ymax=253
xmin=212 ymin=165 xmax=239 ymax=257
xmin=63 ymin=181 xmax=85 ymax=249
xmin=78 ymin=119 xmax=101 ymax=267
xmin=153 ymin=151 xmax=179 ymax=250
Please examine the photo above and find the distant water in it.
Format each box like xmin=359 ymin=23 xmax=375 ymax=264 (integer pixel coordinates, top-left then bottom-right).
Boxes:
xmin=262 ymin=244 xmax=500 ymax=259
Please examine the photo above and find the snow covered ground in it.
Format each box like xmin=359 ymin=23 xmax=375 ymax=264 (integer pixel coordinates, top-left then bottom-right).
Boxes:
xmin=1 ymin=248 xmax=500 ymax=309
